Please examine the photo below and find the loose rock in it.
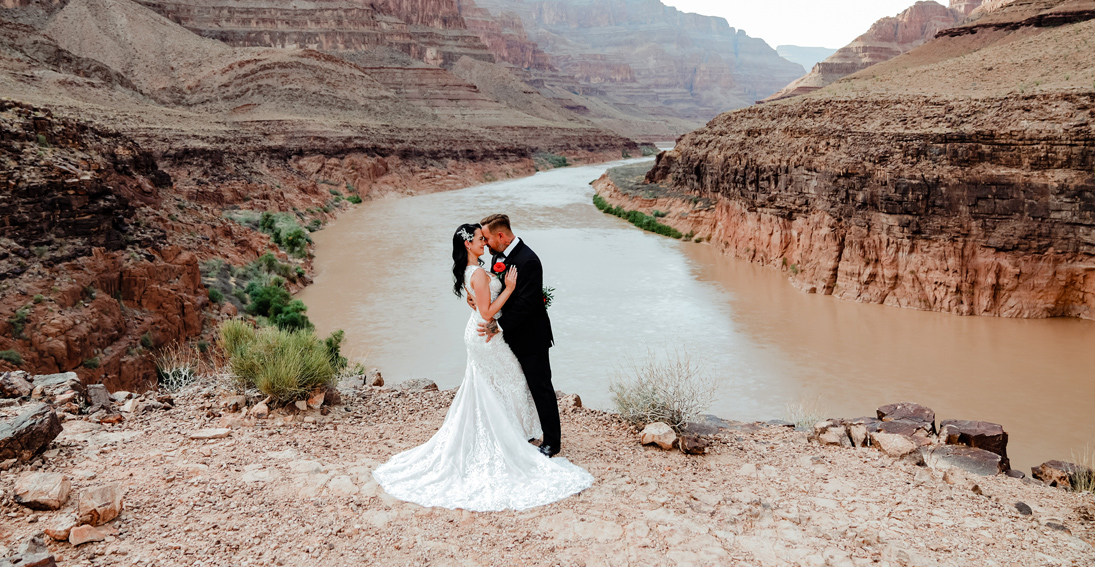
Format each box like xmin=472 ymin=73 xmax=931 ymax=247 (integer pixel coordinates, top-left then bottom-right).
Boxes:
xmin=869 ymin=432 xmax=920 ymax=460
xmin=877 ymin=402 xmax=935 ymax=433
xmin=939 ymin=419 xmax=1010 ymax=468
xmin=365 ymin=368 xmax=384 ymax=387
xmin=0 ymin=371 xmax=34 ymax=398
xmin=13 ymin=472 xmax=71 ymax=510
xmin=812 ymin=421 xmax=852 ymax=447
xmin=44 ymin=515 xmax=78 ymax=541
xmin=68 ymin=524 xmax=107 ymax=546
xmin=396 ymin=379 xmax=438 ymax=392
xmin=927 ymin=445 xmax=1007 ymax=476
xmin=85 ymin=384 xmax=112 ymax=413
xmin=77 ymin=482 xmax=124 ymax=526
xmin=1015 ymin=502 xmax=1033 ymax=515
xmin=307 ymin=388 xmax=325 ymax=409
xmin=1031 ymin=460 xmax=1095 ymax=490
xmin=0 ymin=403 xmax=64 ymax=461
xmin=679 ymin=435 xmax=708 ymax=455
xmin=189 ymin=428 xmax=231 ymax=440
xmin=639 ymin=422 xmax=676 ymax=450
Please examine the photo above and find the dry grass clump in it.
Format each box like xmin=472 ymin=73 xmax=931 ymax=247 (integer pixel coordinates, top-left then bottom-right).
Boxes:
xmin=1070 ymin=446 xmax=1095 ymax=493
xmin=609 ymin=348 xmax=715 ymax=432
xmin=218 ymin=319 xmax=338 ymax=402
xmin=785 ymin=397 xmax=827 ymax=430
xmin=154 ymin=342 xmax=200 ymax=392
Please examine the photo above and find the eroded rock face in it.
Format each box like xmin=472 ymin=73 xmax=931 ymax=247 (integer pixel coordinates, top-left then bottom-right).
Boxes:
xmin=767 ymin=1 xmax=979 ymax=101
xmin=0 ymin=404 xmax=63 ymax=462
xmin=646 ymin=94 xmax=1095 ymax=320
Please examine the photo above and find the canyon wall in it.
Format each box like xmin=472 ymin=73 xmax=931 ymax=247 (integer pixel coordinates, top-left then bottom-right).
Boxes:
xmin=634 ymin=1 xmax=1095 ymax=320
xmin=767 ymin=1 xmax=980 ymax=101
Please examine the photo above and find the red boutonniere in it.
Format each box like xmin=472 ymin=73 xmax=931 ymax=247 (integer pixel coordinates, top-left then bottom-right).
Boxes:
xmin=491 ymin=261 xmax=507 ymax=278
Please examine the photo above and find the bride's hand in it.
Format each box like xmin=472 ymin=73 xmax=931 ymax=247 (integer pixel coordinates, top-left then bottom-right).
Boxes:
xmin=504 ymin=266 xmax=518 ymax=288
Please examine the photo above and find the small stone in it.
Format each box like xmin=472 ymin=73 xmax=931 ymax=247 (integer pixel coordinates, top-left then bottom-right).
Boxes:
xmin=69 ymin=524 xmax=106 ymax=546
xmin=78 ymin=482 xmax=124 ymax=526
xmin=639 ymin=422 xmax=676 ymax=450
xmin=812 ymin=421 xmax=852 ymax=447
xmin=109 ymin=391 xmax=132 ymax=403
xmin=295 ymin=400 xmax=308 ymax=411
xmin=85 ymin=384 xmax=112 ymax=413
xmin=1006 ymin=469 xmax=1025 ymax=479
xmin=44 ymin=515 xmax=78 ymax=541
xmin=14 ymin=472 xmax=71 ymax=510
xmin=365 ymin=369 xmax=384 ymax=387
xmin=119 ymin=399 xmax=140 ymax=413
xmin=98 ymin=413 xmax=124 ymax=425
xmin=1015 ymin=502 xmax=1033 ymax=516
xmin=223 ymin=396 xmax=247 ymax=412
xmin=869 ymin=432 xmax=919 ymax=460
xmin=251 ymin=397 xmax=270 ymax=419
xmin=1031 ymin=460 xmax=1094 ymax=490
xmin=307 ymin=388 xmax=325 ymax=410
xmin=679 ymin=435 xmax=708 ymax=455
xmin=0 ymin=371 xmax=34 ymax=398
xmin=322 ymin=386 xmax=342 ymax=407
xmin=189 ymin=428 xmax=231 ymax=440
xmin=396 ymin=379 xmax=437 ymax=391
xmin=558 ymin=393 xmax=582 ymax=410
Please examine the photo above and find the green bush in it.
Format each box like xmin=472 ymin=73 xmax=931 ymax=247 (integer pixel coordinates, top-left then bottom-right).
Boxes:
xmin=32 ymin=294 xmax=45 ymax=304
xmin=37 ymin=133 xmax=49 ymax=148
xmin=0 ymin=349 xmax=22 ymax=365
xmin=592 ymin=195 xmax=682 ymax=238
xmin=652 ymin=210 xmax=667 ymax=218
xmin=534 ymin=152 xmax=569 ymax=169
xmin=328 ymin=188 xmax=343 ymax=197
xmin=208 ymin=288 xmax=224 ymax=303
xmin=140 ymin=331 xmax=154 ymax=349
xmin=83 ymin=356 xmax=100 ymax=369
xmin=220 ymin=322 xmax=340 ymax=402
xmin=245 ymin=280 xmax=314 ymax=332
xmin=640 ymin=145 xmax=659 ymax=157
xmin=347 ymin=195 xmax=363 ymax=204
xmin=260 ymin=212 xmax=311 ymax=257
xmin=8 ymin=305 xmax=30 ymax=339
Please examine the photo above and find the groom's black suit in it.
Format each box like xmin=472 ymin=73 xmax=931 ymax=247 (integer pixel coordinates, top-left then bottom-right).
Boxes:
xmin=493 ymin=239 xmax=561 ymax=450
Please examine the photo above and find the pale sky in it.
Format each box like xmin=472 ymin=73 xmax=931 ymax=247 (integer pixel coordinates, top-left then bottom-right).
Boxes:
xmin=661 ymin=0 xmax=924 ymax=49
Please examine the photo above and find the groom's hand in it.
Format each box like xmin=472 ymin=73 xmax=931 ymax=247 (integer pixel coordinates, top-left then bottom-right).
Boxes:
xmin=477 ymin=320 xmax=500 ymax=342
xmin=465 ymin=290 xmax=475 ymax=310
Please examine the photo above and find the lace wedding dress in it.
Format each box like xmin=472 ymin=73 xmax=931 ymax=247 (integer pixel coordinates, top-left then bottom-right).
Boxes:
xmin=372 ymin=266 xmax=593 ymax=511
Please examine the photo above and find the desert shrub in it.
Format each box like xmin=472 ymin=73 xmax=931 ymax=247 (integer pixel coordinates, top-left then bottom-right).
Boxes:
xmin=220 ymin=322 xmax=339 ymax=402
xmin=0 ymin=349 xmax=22 ymax=365
xmin=84 ymin=285 xmax=96 ymax=300
xmin=8 ymin=305 xmax=30 ymax=339
xmin=609 ymin=348 xmax=715 ymax=432
xmin=328 ymin=188 xmax=343 ymax=197
xmin=37 ymin=133 xmax=49 ymax=148
xmin=155 ymin=343 xmax=198 ymax=391
xmin=534 ymin=152 xmax=569 ymax=169
xmin=208 ymin=288 xmax=224 ymax=303
xmin=32 ymin=294 xmax=45 ymax=304
xmin=592 ymin=195 xmax=682 ymax=238
xmin=652 ymin=210 xmax=667 ymax=218
xmin=260 ymin=212 xmax=311 ymax=257
xmin=347 ymin=195 xmax=363 ymax=204
xmin=32 ymin=246 xmax=47 ymax=258
xmin=140 ymin=331 xmax=155 ymax=349
xmin=245 ymin=279 xmax=314 ymax=331
xmin=1071 ymin=447 xmax=1095 ymax=493
xmin=307 ymin=218 xmax=323 ymax=231
xmin=83 ymin=356 xmax=100 ymax=369
xmin=640 ymin=145 xmax=659 ymax=157
xmin=785 ymin=398 xmax=826 ymax=430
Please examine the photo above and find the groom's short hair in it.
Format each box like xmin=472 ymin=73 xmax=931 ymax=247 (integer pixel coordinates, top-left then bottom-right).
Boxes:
xmin=480 ymin=214 xmax=511 ymax=233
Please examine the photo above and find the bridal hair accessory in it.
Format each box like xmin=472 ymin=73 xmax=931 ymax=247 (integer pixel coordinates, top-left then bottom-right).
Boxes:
xmin=458 ymin=228 xmax=474 ymax=242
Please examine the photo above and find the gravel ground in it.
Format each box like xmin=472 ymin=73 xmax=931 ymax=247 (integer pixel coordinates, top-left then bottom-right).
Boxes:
xmin=2 ymin=383 xmax=1093 ymax=567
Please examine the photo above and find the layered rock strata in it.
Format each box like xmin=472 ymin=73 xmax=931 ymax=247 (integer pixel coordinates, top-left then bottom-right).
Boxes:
xmin=766 ymin=1 xmax=979 ymax=101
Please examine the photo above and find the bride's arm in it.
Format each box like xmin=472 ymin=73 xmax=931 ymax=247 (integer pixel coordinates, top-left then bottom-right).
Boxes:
xmin=470 ymin=267 xmax=516 ymax=321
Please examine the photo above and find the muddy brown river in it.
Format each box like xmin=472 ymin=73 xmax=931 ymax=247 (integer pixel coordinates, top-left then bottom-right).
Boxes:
xmin=297 ymin=157 xmax=1095 ymax=473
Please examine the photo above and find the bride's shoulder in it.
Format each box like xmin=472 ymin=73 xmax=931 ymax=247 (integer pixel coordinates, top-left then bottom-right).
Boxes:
xmin=466 ymin=265 xmax=488 ymax=279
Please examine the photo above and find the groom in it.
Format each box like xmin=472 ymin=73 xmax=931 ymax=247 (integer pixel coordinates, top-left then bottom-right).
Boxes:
xmin=477 ymin=214 xmax=561 ymax=457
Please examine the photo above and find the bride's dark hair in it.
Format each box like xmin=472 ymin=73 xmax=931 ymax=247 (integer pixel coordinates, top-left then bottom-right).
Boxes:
xmin=451 ymin=223 xmax=482 ymax=298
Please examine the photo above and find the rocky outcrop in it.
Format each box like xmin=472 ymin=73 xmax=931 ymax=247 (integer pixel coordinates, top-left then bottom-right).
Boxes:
xmin=644 ymin=93 xmax=1095 ymax=320
xmin=766 ymin=1 xmax=979 ymax=101
xmin=0 ymin=403 xmax=63 ymax=462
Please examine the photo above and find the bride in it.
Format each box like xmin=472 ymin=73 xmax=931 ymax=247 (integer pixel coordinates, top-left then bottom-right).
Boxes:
xmin=372 ymin=223 xmax=593 ymax=511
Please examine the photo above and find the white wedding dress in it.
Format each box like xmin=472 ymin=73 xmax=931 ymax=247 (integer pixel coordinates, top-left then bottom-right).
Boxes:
xmin=372 ymin=266 xmax=593 ymax=511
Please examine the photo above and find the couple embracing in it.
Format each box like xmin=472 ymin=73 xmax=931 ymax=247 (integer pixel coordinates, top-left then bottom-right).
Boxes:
xmin=373 ymin=214 xmax=593 ymax=511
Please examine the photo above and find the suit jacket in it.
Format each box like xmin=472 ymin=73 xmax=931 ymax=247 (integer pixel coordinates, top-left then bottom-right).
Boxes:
xmin=494 ymin=240 xmax=553 ymax=356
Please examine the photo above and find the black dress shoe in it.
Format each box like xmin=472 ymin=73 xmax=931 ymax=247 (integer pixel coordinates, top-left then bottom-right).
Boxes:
xmin=538 ymin=444 xmax=559 ymax=457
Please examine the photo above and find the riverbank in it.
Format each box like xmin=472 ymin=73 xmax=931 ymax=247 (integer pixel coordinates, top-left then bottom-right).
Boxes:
xmin=1 ymin=379 xmax=1093 ymax=566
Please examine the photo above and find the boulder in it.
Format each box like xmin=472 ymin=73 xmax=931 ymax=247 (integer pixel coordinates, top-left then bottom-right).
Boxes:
xmin=877 ymin=402 xmax=935 ymax=434
xmin=870 ymin=431 xmax=921 ymax=461
xmin=77 ymin=482 xmax=124 ymax=526
xmin=874 ymin=419 xmax=933 ymax=439
xmin=1031 ymin=460 xmax=1094 ymax=490
xmin=640 ymin=422 xmax=676 ymax=450
xmin=32 ymin=372 xmax=84 ymax=398
xmin=322 ymin=385 xmax=342 ymax=407
xmin=68 ymin=524 xmax=106 ymax=546
xmin=558 ymin=393 xmax=582 ymax=410
xmin=939 ymin=419 xmax=1009 ymax=469
xmin=927 ymin=445 xmax=1006 ymax=476
xmin=396 ymin=379 xmax=437 ymax=391
xmin=0 ymin=371 xmax=33 ymax=398
xmin=250 ymin=397 xmax=270 ymax=420
xmin=307 ymin=388 xmax=325 ymax=409
xmin=44 ymin=515 xmax=78 ymax=541
xmin=365 ymin=369 xmax=384 ymax=388
xmin=85 ymin=384 xmax=112 ymax=413
xmin=0 ymin=403 xmax=63 ymax=461
xmin=679 ymin=435 xmax=708 ymax=455
xmin=13 ymin=472 xmax=71 ymax=510
xmin=811 ymin=421 xmax=852 ymax=447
